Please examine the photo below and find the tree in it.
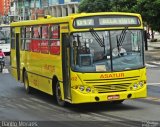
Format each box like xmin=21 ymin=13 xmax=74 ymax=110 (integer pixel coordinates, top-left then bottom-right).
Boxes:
xmin=78 ymin=0 xmax=111 ymax=13
xmin=78 ymin=0 xmax=160 ymax=39
xmin=136 ymin=0 xmax=160 ymax=31
xmin=110 ymin=0 xmax=137 ymax=12
xmin=79 ymin=0 xmax=137 ymax=13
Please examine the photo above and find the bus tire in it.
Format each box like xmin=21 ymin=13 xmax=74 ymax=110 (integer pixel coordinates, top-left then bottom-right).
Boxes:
xmin=24 ymin=71 xmax=31 ymax=94
xmin=55 ymin=81 xmax=66 ymax=106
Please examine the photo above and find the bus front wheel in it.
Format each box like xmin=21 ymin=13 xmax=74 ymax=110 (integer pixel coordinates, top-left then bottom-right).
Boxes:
xmin=24 ymin=71 xmax=31 ymax=94
xmin=55 ymin=82 xmax=66 ymax=106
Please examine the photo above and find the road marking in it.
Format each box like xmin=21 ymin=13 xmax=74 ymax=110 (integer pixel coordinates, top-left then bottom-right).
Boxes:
xmin=2 ymin=68 xmax=9 ymax=73
xmin=147 ymin=83 xmax=160 ymax=86
xmin=145 ymin=97 xmax=160 ymax=102
xmin=15 ymin=104 xmax=28 ymax=109
xmin=151 ymin=61 xmax=160 ymax=65
xmin=145 ymin=63 xmax=158 ymax=68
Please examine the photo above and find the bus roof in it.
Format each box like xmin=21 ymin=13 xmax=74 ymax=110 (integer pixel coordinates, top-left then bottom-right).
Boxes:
xmin=10 ymin=12 xmax=141 ymax=27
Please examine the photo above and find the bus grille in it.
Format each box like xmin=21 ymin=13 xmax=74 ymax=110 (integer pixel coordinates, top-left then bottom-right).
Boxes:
xmin=84 ymin=76 xmax=139 ymax=93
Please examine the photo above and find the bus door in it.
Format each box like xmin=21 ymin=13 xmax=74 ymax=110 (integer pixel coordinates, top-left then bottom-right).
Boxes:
xmin=15 ymin=33 xmax=20 ymax=80
xmin=62 ymin=34 xmax=71 ymax=99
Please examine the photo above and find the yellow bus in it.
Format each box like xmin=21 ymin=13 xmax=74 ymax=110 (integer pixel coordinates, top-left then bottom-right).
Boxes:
xmin=10 ymin=12 xmax=147 ymax=106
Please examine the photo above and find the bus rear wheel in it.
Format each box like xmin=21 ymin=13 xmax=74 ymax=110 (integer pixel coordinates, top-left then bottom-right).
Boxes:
xmin=24 ymin=71 xmax=31 ymax=94
xmin=55 ymin=82 xmax=66 ymax=106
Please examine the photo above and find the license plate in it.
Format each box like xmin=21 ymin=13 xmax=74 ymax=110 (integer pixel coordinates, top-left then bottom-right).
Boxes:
xmin=107 ymin=95 xmax=120 ymax=100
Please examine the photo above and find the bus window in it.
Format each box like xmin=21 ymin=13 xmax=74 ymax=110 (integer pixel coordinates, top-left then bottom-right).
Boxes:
xmin=31 ymin=26 xmax=41 ymax=52
xmin=41 ymin=25 xmax=49 ymax=53
xmin=42 ymin=25 xmax=48 ymax=39
xmin=33 ymin=26 xmax=40 ymax=38
xmin=21 ymin=27 xmax=26 ymax=50
xmin=50 ymin=25 xmax=60 ymax=55
xmin=51 ymin=25 xmax=60 ymax=39
xmin=11 ymin=27 xmax=15 ymax=49
xmin=25 ymin=27 xmax=32 ymax=51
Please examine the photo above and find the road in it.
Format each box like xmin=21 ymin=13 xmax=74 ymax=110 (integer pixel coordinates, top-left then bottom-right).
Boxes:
xmin=0 ymin=56 xmax=160 ymax=127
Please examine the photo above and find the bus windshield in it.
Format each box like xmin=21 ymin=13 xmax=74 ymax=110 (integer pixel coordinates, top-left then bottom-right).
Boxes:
xmin=71 ymin=29 xmax=144 ymax=72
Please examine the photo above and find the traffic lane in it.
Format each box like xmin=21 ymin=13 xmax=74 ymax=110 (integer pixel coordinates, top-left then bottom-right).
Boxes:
xmin=0 ymin=73 xmax=27 ymax=97
xmin=147 ymin=85 xmax=160 ymax=98
xmin=1 ymin=73 xmax=160 ymax=122
xmin=147 ymin=68 xmax=160 ymax=84
xmin=147 ymin=68 xmax=160 ymax=98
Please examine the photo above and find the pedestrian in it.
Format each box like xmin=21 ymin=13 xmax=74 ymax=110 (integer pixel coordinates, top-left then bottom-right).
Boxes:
xmin=147 ymin=32 xmax=150 ymax=39
xmin=0 ymin=49 xmax=5 ymax=58
xmin=0 ymin=49 xmax=5 ymax=67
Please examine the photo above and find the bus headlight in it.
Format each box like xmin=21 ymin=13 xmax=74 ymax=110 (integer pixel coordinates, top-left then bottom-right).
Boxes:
xmin=72 ymin=85 xmax=93 ymax=93
xmin=139 ymin=81 xmax=144 ymax=87
xmin=86 ymin=87 xmax=91 ymax=93
xmin=79 ymin=86 xmax=85 ymax=91
xmin=133 ymin=84 xmax=138 ymax=90
xmin=132 ymin=81 xmax=145 ymax=90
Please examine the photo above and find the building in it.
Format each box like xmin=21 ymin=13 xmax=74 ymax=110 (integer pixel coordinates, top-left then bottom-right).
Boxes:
xmin=0 ymin=0 xmax=11 ymax=24
xmin=0 ymin=0 xmax=11 ymax=16
xmin=9 ymin=0 xmax=80 ymax=21
xmin=0 ymin=0 xmax=5 ymax=16
xmin=43 ymin=0 xmax=80 ymax=17
xmin=4 ymin=0 xmax=11 ymax=15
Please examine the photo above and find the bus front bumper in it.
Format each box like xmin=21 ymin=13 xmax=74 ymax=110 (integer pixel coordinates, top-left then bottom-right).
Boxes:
xmin=70 ymin=85 xmax=147 ymax=104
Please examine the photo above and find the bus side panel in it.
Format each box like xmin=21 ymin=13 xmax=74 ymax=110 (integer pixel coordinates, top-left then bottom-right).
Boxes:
xmin=25 ymin=52 xmax=40 ymax=90
xmin=39 ymin=53 xmax=62 ymax=95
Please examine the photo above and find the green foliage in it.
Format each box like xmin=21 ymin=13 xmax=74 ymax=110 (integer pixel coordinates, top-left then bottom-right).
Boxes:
xmin=136 ymin=0 xmax=160 ymax=31
xmin=78 ymin=0 xmax=111 ymax=13
xmin=110 ymin=0 xmax=137 ymax=12
xmin=78 ymin=0 xmax=160 ymax=31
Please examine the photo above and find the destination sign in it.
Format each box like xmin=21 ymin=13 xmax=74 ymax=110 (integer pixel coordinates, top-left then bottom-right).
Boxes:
xmin=75 ymin=18 xmax=94 ymax=27
xmin=73 ymin=16 xmax=140 ymax=28
xmin=99 ymin=16 xmax=140 ymax=26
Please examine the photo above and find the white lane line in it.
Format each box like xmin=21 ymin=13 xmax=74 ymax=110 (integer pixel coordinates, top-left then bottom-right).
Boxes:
xmin=145 ymin=97 xmax=160 ymax=102
xmin=145 ymin=63 xmax=158 ymax=67
xmin=147 ymin=83 xmax=160 ymax=86
xmin=151 ymin=61 xmax=160 ymax=65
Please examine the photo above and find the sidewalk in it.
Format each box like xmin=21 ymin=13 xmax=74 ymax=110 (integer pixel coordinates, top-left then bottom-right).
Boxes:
xmin=145 ymin=41 xmax=160 ymax=62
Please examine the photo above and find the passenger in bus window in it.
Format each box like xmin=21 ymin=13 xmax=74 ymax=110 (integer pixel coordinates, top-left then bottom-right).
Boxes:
xmin=33 ymin=28 xmax=40 ymax=38
xmin=42 ymin=26 xmax=48 ymax=38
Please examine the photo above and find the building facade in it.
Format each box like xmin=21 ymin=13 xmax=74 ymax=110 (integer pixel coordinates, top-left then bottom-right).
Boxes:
xmin=0 ymin=0 xmax=11 ymax=24
xmin=0 ymin=0 xmax=5 ymax=16
xmin=0 ymin=0 xmax=11 ymax=16
xmin=9 ymin=0 xmax=80 ymax=22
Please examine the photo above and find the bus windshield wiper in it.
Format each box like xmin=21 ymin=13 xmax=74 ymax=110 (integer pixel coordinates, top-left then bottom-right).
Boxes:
xmin=89 ymin=28 xmax=105 ymax=47
xmin=117 ymin=27 xmax=128 ymax=49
